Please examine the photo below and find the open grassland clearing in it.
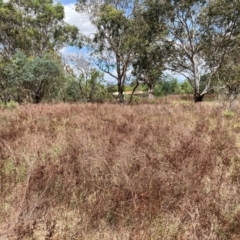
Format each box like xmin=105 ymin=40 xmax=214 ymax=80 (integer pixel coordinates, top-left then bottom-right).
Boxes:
xmin=1 ymin=100 xmax=240 ymax=239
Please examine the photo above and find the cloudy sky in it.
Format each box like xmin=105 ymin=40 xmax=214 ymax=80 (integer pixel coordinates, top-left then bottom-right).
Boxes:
xmin=56 ymin=0 xmax=116 ymax=81
xmin=60 ymin=1 xmax=95 ymax=37
xmin=57 ymin=0 xmax=95 ymax=54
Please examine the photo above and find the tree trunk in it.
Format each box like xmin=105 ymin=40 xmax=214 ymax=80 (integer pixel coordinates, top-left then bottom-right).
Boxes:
xmin=147 ymin=83 xmax=154 ymax=98
xmin=33 ymin=91 xmax=44 ymax=104
xmin=118 ymin=92 xmax=124 ymax=105
xmin=34 ymin=94 xmax=41 ymax=104
xmin=16 ymin=94 xmax=23 ymax=104
xmin=194 ymin=90 xmax=205 ymax=102
xmin=129 ymin=80 xmax=139 ymax=103
xmin=1 ymin=94 xmax=11 ymax=105
xmin=118 ymin=82 xmax=124 ymax=105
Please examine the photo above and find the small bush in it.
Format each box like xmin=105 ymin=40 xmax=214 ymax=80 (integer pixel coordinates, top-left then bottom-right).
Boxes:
xmin=223 ymin=109 xmax=235 ymax=117
xmin=3 ymin=100 xmax=18 ymax=109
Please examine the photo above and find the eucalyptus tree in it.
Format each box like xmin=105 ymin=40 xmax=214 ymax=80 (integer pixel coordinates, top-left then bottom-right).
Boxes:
xmin=142 ymin=0 xmax=240 ymax=102
xmin=212 ymin=52 xmax=240 ymax=101
xmin=130 ymin=2 xmax=168 ymax=98
xmin=0 ymin=0 xmax=79 ymax=102
xmin=76 ymin=0 xmax=140 ymax=15
xmin=76 ymin=0 xmax=148 ymax=104
xmin=0 ymin=0 xmax=79 ymax=59
xmin=4 ymin=50 xmax=61 ymax=103
xmin=77 ymin=0 xmax=169 ymax=102
xmin=94 ymin=4 xmax=137 ymax=103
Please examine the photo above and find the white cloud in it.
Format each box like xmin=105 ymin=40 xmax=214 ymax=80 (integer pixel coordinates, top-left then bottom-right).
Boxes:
xmin=61 ymin=3 xmax=117 ymax=83
xmin=63 ymin=3 xmax=96 ymax=36
xmin=3 ymin=1 xmax=95 ymax=36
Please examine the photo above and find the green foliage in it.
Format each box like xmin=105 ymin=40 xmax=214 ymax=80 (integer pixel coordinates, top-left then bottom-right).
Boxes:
xmin=0 ymin=0 xmax=80 ymax=103
xmin=212 ymin=51 xmax=240 ymax=97
xmin=153 ymin=78 xmax=193 ymax=96
xmin=0 ymin=0 xmax=79 ymax=58
xmin=4 ymin=50 xmax=61 ymax=103
xmin=181 ymin=80 xmax=192 ymax=94
xmin=153 ymin=77 xmax=177 ymax=96
xmin=2 ymin=0 xmax=240 ymax=104
xmin=153 ymin=84 xmax=164 ymax=97
xmin=177 ymin=80 xmax=193 ymax=94
xmin=64 ymin=68 xmax=107 ymax=103
xmin=141 ymin=0 xmax=240 ymax=102
xmin=223 ymin=110 xmax=235 ymax=118
xmin=130 ymin=1 xmax=168 ymax=93
xmin=106 ymin=83 xmax=118 ymax=94
xmin=89 ymin=3 xmax=137 ymax=103
xmin=93 ymin=4 xmax=130 ymax=52
xmin=4 ymin=158 xmax=15 ymax=176
xmin=75 ymin=0 xmax=240 ymax=102
xmin=4 ymin=100 xmax=17 ymax=109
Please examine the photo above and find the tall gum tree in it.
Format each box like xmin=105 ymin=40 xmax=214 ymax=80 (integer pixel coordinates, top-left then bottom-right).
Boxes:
xmin=143 ymin=0 xmax=240 ymax=102
xmin=130 ymin=2 xmax=168 ymax=98
xmin=92 ymin=4 xmax=133 ymax=104
xmin=76 ymin=0 xmax=144 ymax=104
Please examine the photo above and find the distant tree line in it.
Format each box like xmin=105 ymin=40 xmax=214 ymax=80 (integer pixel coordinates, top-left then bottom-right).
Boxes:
xmin=1 ymin=0 xmax=240 ymax=104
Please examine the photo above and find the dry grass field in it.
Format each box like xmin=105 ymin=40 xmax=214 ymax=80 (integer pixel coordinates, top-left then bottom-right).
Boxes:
xmin=0 ymin=99 xmax=240 ymax=239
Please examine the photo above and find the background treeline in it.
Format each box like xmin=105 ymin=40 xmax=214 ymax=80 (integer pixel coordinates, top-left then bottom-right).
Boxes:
xmin=1 ymin=0 xmax=240 ymax=104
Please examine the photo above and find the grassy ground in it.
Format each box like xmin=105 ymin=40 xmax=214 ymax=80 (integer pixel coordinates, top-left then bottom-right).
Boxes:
xmin=0 ymin=99 xmax=240 ymax=239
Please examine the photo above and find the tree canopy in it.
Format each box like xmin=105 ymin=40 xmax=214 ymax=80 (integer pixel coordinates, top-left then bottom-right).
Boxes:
xmin=1 ymin=0 xmax=240 ymax=104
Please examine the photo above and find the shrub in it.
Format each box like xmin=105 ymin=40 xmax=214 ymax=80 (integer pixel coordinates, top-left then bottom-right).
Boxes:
xmin=223 ymin=109 xmax=235 ymax=117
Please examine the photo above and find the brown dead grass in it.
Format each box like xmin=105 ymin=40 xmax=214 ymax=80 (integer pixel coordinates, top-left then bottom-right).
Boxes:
xmin=0 ymin=101 xmax=240 ymax=239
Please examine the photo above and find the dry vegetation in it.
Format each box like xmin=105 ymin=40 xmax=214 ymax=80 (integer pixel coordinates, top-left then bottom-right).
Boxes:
xmin=0 ymin=99 xmax=240 ymax=239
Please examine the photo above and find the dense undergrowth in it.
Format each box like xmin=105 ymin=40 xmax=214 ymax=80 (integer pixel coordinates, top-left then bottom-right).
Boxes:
xmin=0 ymin=99 xmax=240 ymax=239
